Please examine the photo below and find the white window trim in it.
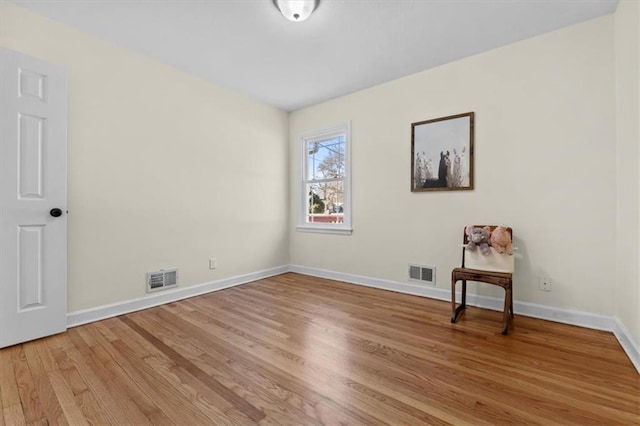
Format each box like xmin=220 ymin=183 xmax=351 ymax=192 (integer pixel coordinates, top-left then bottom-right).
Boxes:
xmin=297 ymin=121 xmax=352 ymax=235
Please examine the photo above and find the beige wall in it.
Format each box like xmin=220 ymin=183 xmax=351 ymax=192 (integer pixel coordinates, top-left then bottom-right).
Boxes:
xmin=1 ymin=3 xmax=290 ymax=312
xmin=2 ymin=2 xmax=633 ymax=337
xmin=290 ymin=16 xmax=618 ymax=315
xmin=615 ymin=0 xmax=640 ymax=345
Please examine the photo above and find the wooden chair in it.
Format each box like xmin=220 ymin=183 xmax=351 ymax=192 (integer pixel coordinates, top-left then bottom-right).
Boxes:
xmin=451 ymin=226 xmax=514 ymax=335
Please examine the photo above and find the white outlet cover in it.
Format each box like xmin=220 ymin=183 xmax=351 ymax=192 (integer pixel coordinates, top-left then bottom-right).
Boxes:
xmin=539 ymin=276 xmax=551 ymax=291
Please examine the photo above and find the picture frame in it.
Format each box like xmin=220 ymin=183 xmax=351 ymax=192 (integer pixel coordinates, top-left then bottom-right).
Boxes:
xmin=411 ymin=112 xmax=474 ymax=192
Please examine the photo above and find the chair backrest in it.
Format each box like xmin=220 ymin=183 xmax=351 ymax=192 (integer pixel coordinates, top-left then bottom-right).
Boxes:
xmin=462 ymin=225 xmax=514 ymax=273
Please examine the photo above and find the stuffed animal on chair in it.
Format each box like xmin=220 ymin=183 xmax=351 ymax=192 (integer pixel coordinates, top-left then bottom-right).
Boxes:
xmin=465 ymin=226 xmax=492 ymax=255
xmin=490 ymin=225 xmax=513 ymax=255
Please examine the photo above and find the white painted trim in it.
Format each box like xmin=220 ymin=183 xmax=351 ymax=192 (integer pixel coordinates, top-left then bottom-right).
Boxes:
xmin=467 ymin=293 xmax=615 ymax=331
xmin=290 ymin=264 xmax=452 ymax=300
xmin=290 ymin=264 xmax=638 ymax=374
xmin=66 ymin=265 xmax=289 ymax=328
xmin=296 ymin=226 xmax=353 ymax=235
xmin=289 ymin=265 xmax=613 ymax=329
xmin=612 ymin=318 xmax=640 ymax=373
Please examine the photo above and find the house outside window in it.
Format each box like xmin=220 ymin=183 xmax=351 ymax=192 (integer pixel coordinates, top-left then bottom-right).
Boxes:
xmin=298 ymin=122 xmax=352 ymax=235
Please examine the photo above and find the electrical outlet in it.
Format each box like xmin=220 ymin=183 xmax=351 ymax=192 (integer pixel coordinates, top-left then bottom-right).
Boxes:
xmin=209 ymin=258 xmax=217 ymax=269
xmin=539 ymin=276 xmax=551 ymax=292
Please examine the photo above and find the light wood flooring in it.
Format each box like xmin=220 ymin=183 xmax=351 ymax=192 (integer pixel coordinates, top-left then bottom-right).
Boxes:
xmin=1 ymin=272 xmax=638 ymax=425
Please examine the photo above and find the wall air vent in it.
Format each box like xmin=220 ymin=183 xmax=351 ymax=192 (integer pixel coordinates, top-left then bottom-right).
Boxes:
xmin=408 ymin=264 xmax=436 ymax=286
xmin=147 ymin=268 xmax=178 ymax=293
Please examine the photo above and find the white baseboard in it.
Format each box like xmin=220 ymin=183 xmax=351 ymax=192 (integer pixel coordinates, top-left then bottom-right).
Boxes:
xmin=612 ymin=318 xmax=640 ymax=373
xmin=469 ymin=294 xmax=615 ymax=332
xmin=289 ymin=264 xmax=454 ymax=301
xmin=289 ymin=264 xmax=613 ymax=329
xmin=290 ymin=265 xmax=638 ymax=374
xmin=66 ymin=265 xmax=289 ymax=328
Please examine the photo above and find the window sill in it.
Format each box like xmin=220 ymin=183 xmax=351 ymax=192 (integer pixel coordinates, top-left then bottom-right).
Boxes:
xmin=296 ymin=226 xmax=353 ymax=235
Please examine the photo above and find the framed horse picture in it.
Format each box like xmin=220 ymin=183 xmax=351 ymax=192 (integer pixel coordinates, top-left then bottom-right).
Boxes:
xmin=411 ymin=112 xmax=474 ymax=192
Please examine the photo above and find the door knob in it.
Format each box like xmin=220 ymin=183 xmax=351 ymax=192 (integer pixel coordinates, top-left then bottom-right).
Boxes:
xmin=49 ymin=208 xmax=63 ymax=217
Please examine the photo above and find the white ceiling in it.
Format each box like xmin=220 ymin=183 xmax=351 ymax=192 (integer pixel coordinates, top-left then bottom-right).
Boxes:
xmin=11 ymin=0 xmax=619 ymax=111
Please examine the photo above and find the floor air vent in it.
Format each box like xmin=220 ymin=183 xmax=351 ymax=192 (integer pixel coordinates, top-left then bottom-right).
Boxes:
xmin=408 ymin=264 xmax=435 ymax=286
xmin=147 ymin=268 xmax=178 ymax=293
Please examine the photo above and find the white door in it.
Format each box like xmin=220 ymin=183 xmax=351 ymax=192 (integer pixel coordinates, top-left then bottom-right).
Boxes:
xmin=0 ymin=48 xmax=67 ymax=348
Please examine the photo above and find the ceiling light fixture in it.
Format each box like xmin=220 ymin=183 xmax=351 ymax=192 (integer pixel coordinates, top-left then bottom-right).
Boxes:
xmin=273 ymin=0 xmax=319 ymax=22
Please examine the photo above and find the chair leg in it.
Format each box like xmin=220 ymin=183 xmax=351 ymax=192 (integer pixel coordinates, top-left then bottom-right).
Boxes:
xmin=461 ymin=280 xmax=467 ymax=307
xmin=451 ymin=278 xmax=467 ymax=323
xmin=451 ymin=277 xmax=457 ymax=323
xmin=502 ymin=287 xmax=511 ymax=335
xmin=509 ymin=285 xmax=514 ymax=318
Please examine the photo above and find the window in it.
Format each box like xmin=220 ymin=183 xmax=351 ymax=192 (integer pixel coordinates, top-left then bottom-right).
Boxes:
xmin=298 ymin=122 xmax=351 ymax=235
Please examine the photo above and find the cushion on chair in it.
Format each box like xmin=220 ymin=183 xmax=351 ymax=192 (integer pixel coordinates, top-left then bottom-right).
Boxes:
xmin=464 ymin=246 xmax=514 ymax=273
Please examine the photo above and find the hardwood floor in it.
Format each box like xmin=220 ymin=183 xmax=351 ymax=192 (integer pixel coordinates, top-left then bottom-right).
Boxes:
xmin=1 ymin=272 xmax=638 ymax=425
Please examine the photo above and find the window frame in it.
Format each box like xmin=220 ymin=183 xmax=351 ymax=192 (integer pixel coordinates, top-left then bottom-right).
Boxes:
xmin=297 ymin=121 xmax=352 ymax=235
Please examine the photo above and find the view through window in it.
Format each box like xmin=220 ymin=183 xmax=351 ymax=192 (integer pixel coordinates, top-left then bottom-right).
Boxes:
xmin=299 ymin=122 xmax=351 ymax=234
xmin=306 ymin=135 xmax=345 ymax=223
